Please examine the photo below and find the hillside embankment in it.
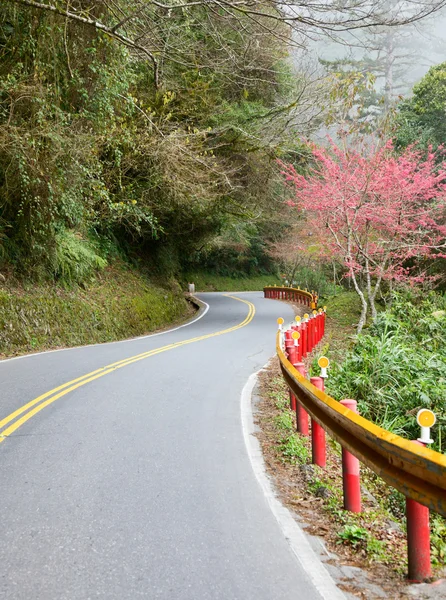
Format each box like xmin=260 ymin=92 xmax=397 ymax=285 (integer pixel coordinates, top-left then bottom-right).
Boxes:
xmin=0 ymin=264 xmax=194 ymax=358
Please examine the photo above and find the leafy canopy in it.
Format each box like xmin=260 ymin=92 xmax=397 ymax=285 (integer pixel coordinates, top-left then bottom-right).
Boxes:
xmin=394 ymin=61 xmax=446 ymax=150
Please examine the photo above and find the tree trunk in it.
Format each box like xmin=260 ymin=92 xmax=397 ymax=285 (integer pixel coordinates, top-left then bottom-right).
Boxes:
xmin=351 ymin=269 xmax=368 ymax=334
xmin=365 ymin=259 xmax=378 ymax=321
xmin=384 ymin=29 xmax=395 ymax=111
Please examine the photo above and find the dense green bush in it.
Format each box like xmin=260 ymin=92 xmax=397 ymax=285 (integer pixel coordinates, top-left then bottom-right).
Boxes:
xmin=394 ymin=62 xmax=446 ymax=152
xmin=327 ymin=292 xmax=446 ymax=450
xmin=51 ymin=230 xmax=107 ymax=284
xmin=0 ymin=3 xmax=306 ymax=283
xmin=291 ymin=265 xmax=341 ymax=298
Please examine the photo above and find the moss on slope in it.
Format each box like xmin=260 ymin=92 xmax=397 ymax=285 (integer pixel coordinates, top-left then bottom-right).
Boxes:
xmin=0 ymin=264 xmax=192 ymax=357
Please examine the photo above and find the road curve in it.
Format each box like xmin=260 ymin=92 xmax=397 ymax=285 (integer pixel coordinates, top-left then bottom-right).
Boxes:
xmin=0 ymin=292 xmax=329 ymax=600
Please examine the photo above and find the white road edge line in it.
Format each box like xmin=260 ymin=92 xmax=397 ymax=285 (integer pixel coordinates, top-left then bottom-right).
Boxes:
xmin=240 ymin=369 xmax=346 ymax=600
xmin=0 ymin=297 xmax=210 ymax=365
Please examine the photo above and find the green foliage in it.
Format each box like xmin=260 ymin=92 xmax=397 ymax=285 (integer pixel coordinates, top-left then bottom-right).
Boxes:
xmin=279 ymin=433 xmax=310 ymax=463
xmin=322 ymin=60 xmax=383 ymax=131
xmin=337 ymin=524 xmax=368 ymax=547
xmin=184 ymin=222 xmax=278 ymax=279
xmin=0 ymin=2 xmax=306 ymax=281
xmin=328 ymin=291 xmax=446 ymax=449
xmin=291 ymin=265 xmax=341 ymax=298
xmin=394 ymin=62 xmax=446 ymax=151
xmin=268 ymin=375 xmax=310 ymax=464
xmin=0 ymin=265 xmax=189 ymax=356
xmin=431 ymin=514 xmax=446 ymax=565
xmin=183 ymin=272 xmax=281 ymax=292
xmin=366 ymin=536 xmax=387 ymax=561
xmin=51 ymin=230 xmax=107 ymax=284
xmin=274 ymin=411 xmax=294 ymax=432
xmin=324 ymin=291 xmax=364 ymax=329
xmin=337 ymin=523 xmax=387 ymax=561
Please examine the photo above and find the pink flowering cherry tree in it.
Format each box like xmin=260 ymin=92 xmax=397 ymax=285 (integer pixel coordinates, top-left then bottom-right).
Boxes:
xmin=280 ymin=139 xmax=446 ymax=333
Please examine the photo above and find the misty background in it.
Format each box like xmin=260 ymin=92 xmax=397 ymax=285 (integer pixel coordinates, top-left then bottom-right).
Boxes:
xmin=285 ymin=5 xmax=446 ymax=139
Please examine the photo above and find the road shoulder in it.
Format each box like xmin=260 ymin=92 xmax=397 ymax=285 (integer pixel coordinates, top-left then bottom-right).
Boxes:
xmin=240 ymin=368 xmax=348 ymax=600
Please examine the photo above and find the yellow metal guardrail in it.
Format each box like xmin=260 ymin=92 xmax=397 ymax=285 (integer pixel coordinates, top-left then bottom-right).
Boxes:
xmin=277 ymin=332 xmax=446 ymax=518
xmin=264 ymin=286 xmax=316 ymax=307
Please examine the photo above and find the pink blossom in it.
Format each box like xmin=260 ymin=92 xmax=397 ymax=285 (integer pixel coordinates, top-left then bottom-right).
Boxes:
xmin=279 ymin=138 xmax=446 ymax=287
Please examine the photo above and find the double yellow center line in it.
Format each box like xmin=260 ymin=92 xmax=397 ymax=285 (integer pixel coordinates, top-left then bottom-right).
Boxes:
xmin=0 ymin=295 xmax=255 ymax=444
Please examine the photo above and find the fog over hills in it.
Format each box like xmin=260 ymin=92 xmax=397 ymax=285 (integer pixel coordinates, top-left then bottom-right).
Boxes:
xmin=310 ymin=8 xmax=446 ymax=98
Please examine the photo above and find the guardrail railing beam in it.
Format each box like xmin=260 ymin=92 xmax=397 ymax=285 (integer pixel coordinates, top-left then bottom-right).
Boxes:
xmin=268 ymin=285 xmax=446 ymax=581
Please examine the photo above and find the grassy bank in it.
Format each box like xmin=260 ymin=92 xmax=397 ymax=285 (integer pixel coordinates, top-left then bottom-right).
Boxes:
xmin=324 ymin=291 xmax=446 ymax=450
xmin=0 ymin=265 xmax=192 ymax=358
xmin=184 ymin=272 xmax=281 ymax=292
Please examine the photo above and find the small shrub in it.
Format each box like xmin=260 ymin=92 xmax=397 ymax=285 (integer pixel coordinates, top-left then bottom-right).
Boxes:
xmin=274 ymin=411 xmax=294 ymax=432
xmin=279 ymin=433 xmax=310 ymax=463
xmin=51 ymin=230 xmax=107 ymax=285
xmin=337 ymin=524 xmax=368 ymax=548
xmin=431 ymin=515 xmax=446 ymax=565
xmin=366 ymin=537 xmax=386 ymax=561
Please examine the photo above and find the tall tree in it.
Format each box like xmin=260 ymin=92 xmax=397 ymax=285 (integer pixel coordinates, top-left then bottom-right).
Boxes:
xmin=280 ymin=138 xmax=446 ymax=332
xmin=319 ymin=15 xmax=446 ymax=127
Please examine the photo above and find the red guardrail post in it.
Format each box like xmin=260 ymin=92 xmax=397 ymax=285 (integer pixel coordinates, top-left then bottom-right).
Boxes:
xmin=406 ymin=439 xmax=431 ymax=581
xmin=309 ymin=315 xmax=314 ymax=351
xmin=339 ymin=399 xmax=361 ymax=513
xmin=297 ymin=326 xmax=302 ymax=362
xmin=312 ymin=311 xmax=318 ymax=345
xmin=309 ymin=376 xmax=326 ymax=467
xmin=301 ymin=320 xmax=307 ymax=357
xmin=318 ymin=310 xmax=323 ymax=341
xmin=294 ymin=362 xmax=309 ymax=436
xmin=288 ymin=342 xmax=297 ymax=365
xmin=306 ymin=316 xmax=312 ymax=351
xmin=305 ymin=317 xmax=310 ymax=353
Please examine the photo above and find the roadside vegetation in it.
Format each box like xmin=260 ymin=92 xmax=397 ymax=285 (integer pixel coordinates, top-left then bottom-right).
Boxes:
xmin=327 ymin=291 xmax=446 ymax=450
xmin=0 ymin=2 xmax=302 ymax=351
xmin=257 ymin=276 xmax=446 ymax=589
xmin=0 ymin=2 xmax=309 ymax=289
xmin=0 ymin=264 xmax=191 ymax=357
xmin=259 ymin=370 xmax=446 ymax=586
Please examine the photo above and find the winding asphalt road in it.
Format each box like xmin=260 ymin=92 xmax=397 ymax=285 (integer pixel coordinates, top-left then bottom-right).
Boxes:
xmin=0 ymin=292 xmax=336 ymax=600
